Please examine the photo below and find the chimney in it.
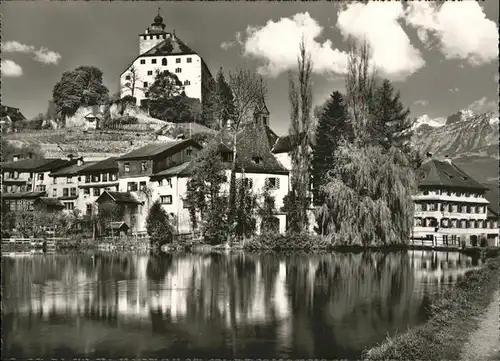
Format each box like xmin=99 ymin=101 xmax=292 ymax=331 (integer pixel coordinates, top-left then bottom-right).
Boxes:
xmin=444 ymin=155 xmax=452 ymax=164
xmin=77 ymin=157 xmax=84 ymax=166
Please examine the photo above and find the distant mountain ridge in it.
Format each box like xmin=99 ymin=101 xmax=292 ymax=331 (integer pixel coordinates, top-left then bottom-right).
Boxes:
xmin=411 ymin=109 xmax=499 ymax=186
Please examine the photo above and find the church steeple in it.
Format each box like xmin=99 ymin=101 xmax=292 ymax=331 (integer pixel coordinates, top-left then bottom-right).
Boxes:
xmin=253 ymin=93 xmax=270 ymax=126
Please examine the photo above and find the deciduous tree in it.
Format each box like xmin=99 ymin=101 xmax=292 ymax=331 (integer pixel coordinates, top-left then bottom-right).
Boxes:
xmin=52 ymin=66 xmax=109 ymax=121
xmin=146 ymin=200 xmax=174 ymax=248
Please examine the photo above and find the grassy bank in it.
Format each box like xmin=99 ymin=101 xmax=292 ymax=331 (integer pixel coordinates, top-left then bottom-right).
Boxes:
xmin=362 ymin=255 xmax=500 ymax=361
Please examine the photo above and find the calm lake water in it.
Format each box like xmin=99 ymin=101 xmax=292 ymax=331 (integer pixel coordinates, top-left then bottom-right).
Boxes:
xmin=2 ymin=250 xmax=483 ymax=359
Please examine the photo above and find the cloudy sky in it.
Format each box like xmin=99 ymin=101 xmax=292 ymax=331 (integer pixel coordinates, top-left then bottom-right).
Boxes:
xmin=2 ymin=1 xmax=498 ymax=135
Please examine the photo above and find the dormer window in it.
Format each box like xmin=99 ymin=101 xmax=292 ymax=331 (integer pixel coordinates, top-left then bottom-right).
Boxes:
xmin=252 ymin=156 xmax=263 ymax=165
xmin=141 ymin=161 xmax=147 ymax=172
xmin=124 ymin=163 xmax=130 ymax=173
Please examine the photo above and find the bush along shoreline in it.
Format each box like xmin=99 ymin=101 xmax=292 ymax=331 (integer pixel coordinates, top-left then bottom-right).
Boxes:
xmin=362 ymin=255 xmax=500 ymax=361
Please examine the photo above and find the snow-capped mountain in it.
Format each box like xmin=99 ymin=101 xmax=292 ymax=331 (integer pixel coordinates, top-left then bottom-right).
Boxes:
xmin=412 ymin=109 xmax=499 ymax=185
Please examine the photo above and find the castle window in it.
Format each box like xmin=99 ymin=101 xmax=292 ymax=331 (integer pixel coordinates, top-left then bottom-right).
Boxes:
xmin=176 ymin=58 xmax=181 ymax=63
xmin=143 ymin=82 xmax=148 ymax=88
xmin=162 ymin=58 xmax=167 ymax=66
xmin=184 ymin=80 xmax=191 ymax=86
xmin=175 ymin=68 xmax=182 ymax=73
xmin=187 ymin=57 xmax=192 ymax=63
xmin=151 ymin=59 xmax=157 ymax=64
xmin=147 ymin=70 xmax=153 ymax=76
xmin=125 ymin=75 xmax=131 ymax=80
xmin=140 ymin=59 xmax=145 ymax=65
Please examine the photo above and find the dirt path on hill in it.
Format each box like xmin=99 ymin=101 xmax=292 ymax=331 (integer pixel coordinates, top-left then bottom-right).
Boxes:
xmin=460 ymin=290 xmax=500 ymax=361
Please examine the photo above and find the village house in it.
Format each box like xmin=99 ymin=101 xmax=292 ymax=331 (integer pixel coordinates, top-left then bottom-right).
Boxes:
xmin=412 ymin=154 xmax=499 ymax=247
xmin=48 ymin=156 xmax=97 ymax=213
xmin=94 ymin=139 xmax=202 ymax=232
xmin=150 ymin=120 xmax=290 ymax=235
xmin=1 ymin=157 xmax=73 ymax=213
xmin=119 ymin=11 xmax=213 ymax=106
xmin=77 ymin=157 xmax=120 ymax=216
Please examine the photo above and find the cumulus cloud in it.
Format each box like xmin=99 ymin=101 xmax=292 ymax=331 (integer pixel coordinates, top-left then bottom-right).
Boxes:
xmin=1 ymin=60 xmax=23 ymax=77
xmin=1 ymin=40 xmax=61 ymax=65
xmin=467 ymin=97 xmax=498 ymax=114
xmin=336 ymin=2 xmax=425 ymax=79
xmin=221 ymin=32 xmax=243 ymax=50
xmin=240 ymin=12 xmax=349 ymax=77
xmin=405 ymin=2 xmax=498 ymax=65
xmin=414 ymin=100 xmax=429 ymax=107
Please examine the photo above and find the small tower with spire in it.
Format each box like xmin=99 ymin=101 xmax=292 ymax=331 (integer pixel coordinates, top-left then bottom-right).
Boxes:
xmin=253 ymin=94 xmax=270 ymax=127
xmin=139 ymin=8 xmax=170 ymax=55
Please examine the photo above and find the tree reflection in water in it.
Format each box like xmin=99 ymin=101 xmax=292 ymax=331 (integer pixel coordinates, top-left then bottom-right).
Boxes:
xmin=2 ymin=250 xmax=482 ymax=359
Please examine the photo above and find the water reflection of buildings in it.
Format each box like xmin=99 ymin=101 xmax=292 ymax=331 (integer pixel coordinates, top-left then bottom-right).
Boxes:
xmin=2 ymin=251 xmax=484 ymax=359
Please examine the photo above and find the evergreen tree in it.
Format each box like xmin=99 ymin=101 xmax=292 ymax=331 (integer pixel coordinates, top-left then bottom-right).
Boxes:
xmin=371 ymin=79 xmax=413 ymax=151
xmin=311 ymin=91 xmax=351 ymax=206
xmin=146 ymin=200 xmax=174 ymax=248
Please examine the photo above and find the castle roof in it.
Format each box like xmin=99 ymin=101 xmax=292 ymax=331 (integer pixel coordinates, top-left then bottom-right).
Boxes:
xmin=140 ymin=36 xmax=197 ymax=57
xmin=416 ymin=159 xmax=488 ymax=191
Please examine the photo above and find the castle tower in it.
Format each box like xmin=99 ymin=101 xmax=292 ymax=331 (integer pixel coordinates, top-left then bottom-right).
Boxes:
xmin=139 ymin=9 xmax=170 ymax=55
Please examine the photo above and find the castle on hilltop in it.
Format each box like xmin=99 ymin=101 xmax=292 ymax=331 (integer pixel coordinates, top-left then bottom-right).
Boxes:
xmin=119 ymin=10 xmax=213 ymax=107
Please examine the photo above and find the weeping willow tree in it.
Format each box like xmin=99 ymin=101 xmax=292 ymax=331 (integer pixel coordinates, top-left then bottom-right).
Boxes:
xmin=317 ymin=41 xmax=416 ymax=245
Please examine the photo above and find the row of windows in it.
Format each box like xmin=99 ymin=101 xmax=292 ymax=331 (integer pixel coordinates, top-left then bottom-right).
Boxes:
xmin=85 ymin=173 xmax=117 ymax=183
xmin=421 ymin=190 xmax=483 ymax=198
xmin=83 ymin=186 xmax=118 ymax=197
xmin=138 ymin=57 xmax=192 ymax=66
xmin=4 ymin=199 xmax=34 ymax=212
xmin=416 ymin=203 xmax=486 ymax=214
xmin=4 ymin=185 xmax=30 ymax=193
xmin=415 ymin=218 xmax=497 ymax=229
xmin=127 ymin=181 xmax=148 ymax=192
xmin=59 ymin=188 xmax=78 ymax=197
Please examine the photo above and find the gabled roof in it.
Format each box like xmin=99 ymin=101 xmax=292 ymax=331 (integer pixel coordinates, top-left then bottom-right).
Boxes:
xmin=95 ymin=191 xmax=142 ymax=204
xmin=417 ymin=159 xmax=488 ymax=190
xmin=117 ymin=139 xmax=201 ymax=160
xmin=1 ymin=105 xmax=26 ymax=122
xmin=151 ymin=161 xmax=194 ymax=178
xmin=140 ymin=35 xmax=197 ymax=57
xmin=78 ymin=157 xmax=119 ymax=173
xmin=50 ymin=161 xmax=97 ymax=177
xmin=228 ymin=122 xmax=289 ymax=174
xmin=1 ymin=158 xmax=72 ymax=172
xmin=108 ymin=221 xmax=130 ymax=230
xmin=34 ymin=197 xmax=64 ymax=208
xmin=271 ymin=132 xmax=307 ymax=154
xmin=2 ymin=191 xmax=46 ymax=199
